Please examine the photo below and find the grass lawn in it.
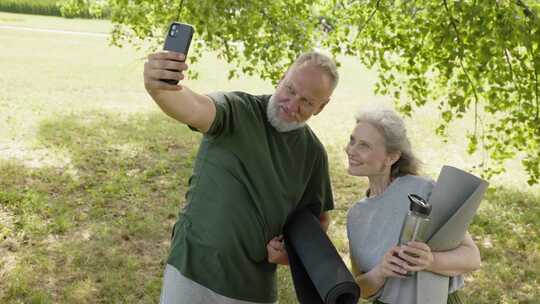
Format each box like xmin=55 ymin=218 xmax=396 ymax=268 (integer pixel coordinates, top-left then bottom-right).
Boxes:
xmin=1 ymin=12 xmax=539 ymax=304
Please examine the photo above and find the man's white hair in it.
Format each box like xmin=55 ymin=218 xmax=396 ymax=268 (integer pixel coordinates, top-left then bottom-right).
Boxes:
xmin=292 ymin=51 xmax=339 ymax=91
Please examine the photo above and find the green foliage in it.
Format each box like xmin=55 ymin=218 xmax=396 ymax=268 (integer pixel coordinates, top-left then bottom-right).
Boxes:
xmin=72 ymin=0 xmax=540 ymax=184
xmin=328 ymin=0 xmax=540 ymax=185
xmin=0 ymin=0 xmax=61 ymax=16
xmin=58 ymin=0 xmax=110 ymax=18
xmin=97 ymin=0 xmax=324 ymax=81
xmin=0 ymin=0 xmax=110 ymax=18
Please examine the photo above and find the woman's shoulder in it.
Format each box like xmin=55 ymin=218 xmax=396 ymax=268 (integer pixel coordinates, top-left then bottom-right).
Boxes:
xmin=395 ymin=174 xmax=434 ymax=187
xmin=347 ymin=195 xmax=373 ymax=219
xmin=347 ymin=176 xmax=434 ymax=214
xmin=392 ymin=175 xmax=435 ymax=199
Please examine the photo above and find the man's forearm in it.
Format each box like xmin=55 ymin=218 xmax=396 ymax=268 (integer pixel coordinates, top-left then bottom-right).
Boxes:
xmin=148 ymin=86 xmax=215 ymax=132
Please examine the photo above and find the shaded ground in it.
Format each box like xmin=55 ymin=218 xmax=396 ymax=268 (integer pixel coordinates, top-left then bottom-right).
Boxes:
xmin=1 ymin=111 xmax=199 ymax=303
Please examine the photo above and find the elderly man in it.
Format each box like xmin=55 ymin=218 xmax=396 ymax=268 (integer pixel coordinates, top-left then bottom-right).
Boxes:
xmin=143 ymin=49 xmax=339 ymax=304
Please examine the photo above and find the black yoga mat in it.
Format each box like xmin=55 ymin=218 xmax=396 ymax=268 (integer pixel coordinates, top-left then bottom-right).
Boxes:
xmin=284 ymin=210 xmax=360 ymax=304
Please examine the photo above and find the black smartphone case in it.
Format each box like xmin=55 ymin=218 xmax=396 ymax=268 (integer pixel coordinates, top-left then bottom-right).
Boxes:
xmin=161 ymin=22 xmax=194 ymax=85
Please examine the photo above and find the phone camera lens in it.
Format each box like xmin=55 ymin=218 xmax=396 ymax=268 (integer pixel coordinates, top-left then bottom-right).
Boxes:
xmin=169 ymin=30 xmax=175 ymax=37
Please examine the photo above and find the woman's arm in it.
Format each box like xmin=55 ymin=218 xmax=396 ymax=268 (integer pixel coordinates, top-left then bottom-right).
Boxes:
xmin=352 ymin=246 xmax=408 ymax=299
xmin=398 ymin=232 xmax=481 ymax=277
xmin=426 ymin=232 xmax=481 ymax=276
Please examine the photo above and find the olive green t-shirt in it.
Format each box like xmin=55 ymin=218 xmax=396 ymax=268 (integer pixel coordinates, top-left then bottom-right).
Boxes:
xmin=167 ymin=91 xmax=334 ymax=303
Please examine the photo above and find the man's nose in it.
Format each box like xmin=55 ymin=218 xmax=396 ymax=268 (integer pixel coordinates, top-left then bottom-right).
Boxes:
xmin=285 ymin=97 xmax=301 ymax=114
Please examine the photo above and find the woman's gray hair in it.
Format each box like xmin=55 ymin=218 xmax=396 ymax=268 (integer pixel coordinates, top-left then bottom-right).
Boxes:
xmin=293 ymin=51 xmax=339 ymax=91
xmin=355 ymin=108 xmax=421 ymax=178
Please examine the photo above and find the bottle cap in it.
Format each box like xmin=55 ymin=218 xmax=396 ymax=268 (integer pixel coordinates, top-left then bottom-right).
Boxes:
xmin=408 ymin=193 xmax=432 ymax=216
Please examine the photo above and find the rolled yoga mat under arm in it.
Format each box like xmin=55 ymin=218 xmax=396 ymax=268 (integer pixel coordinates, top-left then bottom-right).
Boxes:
xmin=284 ymin=210 xmax=360 ymax=304
xmin=417 ymin=165 xmax=488 ymax=304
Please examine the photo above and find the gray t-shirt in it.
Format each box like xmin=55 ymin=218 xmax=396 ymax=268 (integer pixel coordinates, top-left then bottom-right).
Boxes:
xmin=347 ymin=175 xmax=464 ymax=304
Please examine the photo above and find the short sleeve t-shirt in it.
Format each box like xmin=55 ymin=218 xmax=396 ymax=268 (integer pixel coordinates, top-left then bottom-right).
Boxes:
xmin=347 ymin=175 xmax=464 ymax=304
xmin=167 ymin=91 xmax=333 ymax=303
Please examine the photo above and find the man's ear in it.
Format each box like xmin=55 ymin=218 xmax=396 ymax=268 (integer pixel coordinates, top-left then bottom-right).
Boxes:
xmin=313 ymin=98 xmax=330 ymax=116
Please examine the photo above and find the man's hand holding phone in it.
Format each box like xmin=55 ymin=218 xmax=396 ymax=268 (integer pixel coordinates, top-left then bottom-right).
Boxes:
xmin=144 ymin=51 xmax=188 ymax=92
xmin=142 ymin=22 xmax=215 ymax=133
xmin=144 ymin=22 xmax=194 ymax=93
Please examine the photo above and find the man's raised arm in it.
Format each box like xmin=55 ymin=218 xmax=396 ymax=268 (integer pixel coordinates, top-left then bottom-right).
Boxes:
xmin=143 ymin=51 xmax=216 ymax=133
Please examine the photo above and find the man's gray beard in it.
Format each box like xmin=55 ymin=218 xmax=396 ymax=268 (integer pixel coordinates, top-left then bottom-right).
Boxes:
xmin=267 ymin=94 xmax=305 ymax=132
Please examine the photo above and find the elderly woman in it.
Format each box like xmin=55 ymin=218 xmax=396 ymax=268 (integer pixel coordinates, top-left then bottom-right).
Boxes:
xmin=346 ymin=108 xmax=481 ymax=304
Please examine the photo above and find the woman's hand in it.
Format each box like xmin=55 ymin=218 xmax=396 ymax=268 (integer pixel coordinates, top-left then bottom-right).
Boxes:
xmin=374 ymin=246 xmax=409 ymax=279
xmin=397 ymin=241 xmax=434 ymax=272
xmin=418 ymin=232 xmax=481 ymax=276
xmin=266 ymin=235 xmax=289 ymax=265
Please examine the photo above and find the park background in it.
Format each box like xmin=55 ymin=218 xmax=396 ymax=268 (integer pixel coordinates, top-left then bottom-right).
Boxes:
xmin=0 ymin=1 xmax=539 ymax=303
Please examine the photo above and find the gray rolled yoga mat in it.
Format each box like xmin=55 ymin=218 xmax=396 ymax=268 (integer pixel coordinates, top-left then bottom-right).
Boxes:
xmin=284 ymin=210 xmax=360 ymax=304
xmin=417 ymin=166 xmax=488 ymax=304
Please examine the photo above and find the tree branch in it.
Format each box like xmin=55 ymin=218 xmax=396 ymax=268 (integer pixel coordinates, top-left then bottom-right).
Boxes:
xmin=516 ymin=0 xmax=538 ymax=21
xmin=443 ymin=0 xmax=480 ymax=134
xmin=504 ymin=48 xmax=523 ymax=106
xmin=175 ymin=0 xmax=185 ymax=22
xmin=517 ymin=0 xmax=540 ymax=126
xmin=357 ymin=0 xmax=381 ymax=38
xmin=497 ymin=0 xmax=523 ymax=107
xmin=504 ymin=49 xmax=515 ymax=81
xmin=532 ymin=58 xmax=540 ymax=125
xmin=259 ymin=7 xmax=279 ymax=40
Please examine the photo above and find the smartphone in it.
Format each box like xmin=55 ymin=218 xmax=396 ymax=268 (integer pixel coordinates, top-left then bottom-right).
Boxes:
xmin=160 ymin=22 xmax=194 ymax=85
